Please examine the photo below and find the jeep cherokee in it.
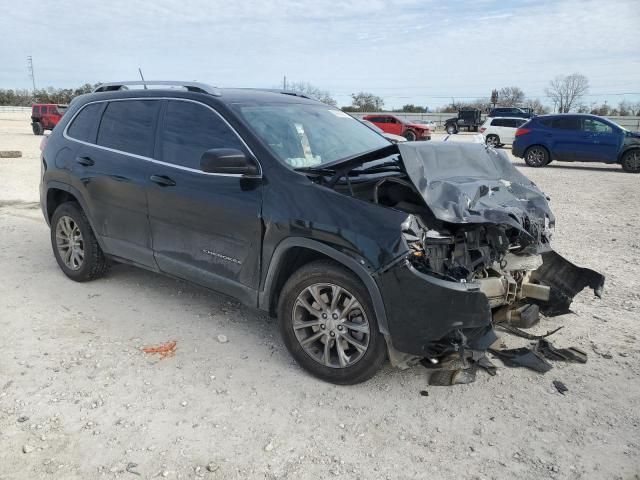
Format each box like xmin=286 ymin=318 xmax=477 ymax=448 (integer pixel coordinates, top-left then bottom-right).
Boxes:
xmin=40 ymin=81 xmax=604 ymax=384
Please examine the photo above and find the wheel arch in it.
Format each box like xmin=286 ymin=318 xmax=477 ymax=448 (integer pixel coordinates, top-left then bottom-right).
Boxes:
xmin=44 ymin=182 xmax=106 ymax=251
xmin=259 ymin=238 xmax=389 ymax=334
xmin=619 ymin=146 xmax=640 ymax=162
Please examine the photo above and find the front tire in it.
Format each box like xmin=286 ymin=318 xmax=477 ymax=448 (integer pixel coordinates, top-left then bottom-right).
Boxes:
xmin=524 ymin=146 xmax=550 ymax=167
xmin=621 ymin=150 xmax=640 ymax=173
xmin=277 ymin=260 xmax=386 ymax=385
xmin=446 ymin=124 xmax=458 ymax=135
xmin=404 ymin=130 xmax=417 ymax=142
xmin=50 ymin=202 xmax=109 ymax=282
xmin=32 ymin=122 xmax=44 ymax=135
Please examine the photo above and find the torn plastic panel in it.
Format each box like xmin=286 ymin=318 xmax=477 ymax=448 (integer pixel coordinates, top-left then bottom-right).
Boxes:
xmin=530 ymin=250 xmax=605 ymax=316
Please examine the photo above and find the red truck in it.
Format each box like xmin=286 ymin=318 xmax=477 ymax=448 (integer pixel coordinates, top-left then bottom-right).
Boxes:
xmin=31 ymin=103 xmax=67 ymax=135
xmin=362 ymin=114 xmax=431 ymax=141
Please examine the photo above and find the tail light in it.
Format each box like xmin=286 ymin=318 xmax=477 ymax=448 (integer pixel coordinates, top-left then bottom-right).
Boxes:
xmin=39 ymin=134 xmax=49 ymax=152
xmin=479 ymin=127 xmax=486 ymax=133
xmin=515 ymin=128 xmax=532 ymax=137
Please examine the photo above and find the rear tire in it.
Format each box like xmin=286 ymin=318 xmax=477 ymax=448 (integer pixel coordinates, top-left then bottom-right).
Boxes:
xmin=404 ymin=130 xmax=417 ymax=142
xmin=50 ymin=202 xmax=109 ymax=282
xmin=621 ymin=150 xmax=640 ymax=173
xmin=277 ymin=260 xmax=386 ymax=385
xmin=32 ymin=122 xmax=44 ymax=135
xmin=485 ymin=134 xmax=500 ymax=148
xmin=524 ymin=146 xmax=550 ymax=167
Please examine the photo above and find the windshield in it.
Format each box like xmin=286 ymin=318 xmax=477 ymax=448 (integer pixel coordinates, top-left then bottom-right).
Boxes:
xmin=236 ymin=104 xmax=389 ymax=168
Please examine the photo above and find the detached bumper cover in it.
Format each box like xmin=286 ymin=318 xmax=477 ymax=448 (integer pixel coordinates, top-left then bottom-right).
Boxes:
xmin=377 ymin=260 xmax=492 ymax=356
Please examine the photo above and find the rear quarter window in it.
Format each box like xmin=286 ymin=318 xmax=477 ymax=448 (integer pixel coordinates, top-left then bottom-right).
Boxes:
xmin=97 ymin=100 xmax=160 ymax=157
xmin=66 ymin=103 xmax=105 ymax=143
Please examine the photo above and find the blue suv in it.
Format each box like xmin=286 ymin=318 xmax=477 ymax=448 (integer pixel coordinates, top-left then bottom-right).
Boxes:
xmin=512 ymin=114 xmax=640 ymax=173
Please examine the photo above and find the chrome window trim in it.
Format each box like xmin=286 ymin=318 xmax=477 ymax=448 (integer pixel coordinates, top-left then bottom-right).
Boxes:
xmin=62 ymin=97 xmax=262 ymax=178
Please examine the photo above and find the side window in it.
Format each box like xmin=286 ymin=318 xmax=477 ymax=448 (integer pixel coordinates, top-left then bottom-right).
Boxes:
xmin=67 ymin=103 xmax=105 ymax=143
xmin=97 ymin=100 xmax=160 ymax=157
xmin=492 ymin=119 xmax=506 ymax=127
xmin=551 ymin=117 xmax=580 ymax=130
xmin=160 ymin=100 xmax=245 ymax=169
xmin=582 ymin=118 xmax=613 ymax=134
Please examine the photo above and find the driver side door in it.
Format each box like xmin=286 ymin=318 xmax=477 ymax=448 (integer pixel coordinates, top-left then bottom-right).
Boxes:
xmin=146 ymin=99 xmax=263 ymax=304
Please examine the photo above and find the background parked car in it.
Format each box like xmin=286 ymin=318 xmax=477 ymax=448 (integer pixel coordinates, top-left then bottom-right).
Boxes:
xmin=362 ymin=114 xmax=430 ymax=141
xmin=443 ymin=108 xmax=482 ymax=134
xmin=488 ymin=107 xmax=533 ymax=119
xmin=512 ymin=114 xmax=640 ymax=173
xmin=31 ymin=103 xmax=67 ymax=135
xmin=409 ymin=118 xmax=437 ymax=132
xmin=360 ymin=119 xmax=407 ymax=143
xmin=480 ymin=117 xmax=528 ymax=147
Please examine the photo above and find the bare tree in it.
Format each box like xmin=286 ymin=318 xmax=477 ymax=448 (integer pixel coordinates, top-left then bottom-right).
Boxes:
xmin=523 ymin=98 xmax=549 ymax=115
xmin=287 ymin=81 xmax=337 ymax=107
xmin=498 ymin=86 xmax=525 ymax=106
xmin=347 ymin=92 xmax=385 ymax=111
xmin=545 ymin=73 xmax=589 ymax=113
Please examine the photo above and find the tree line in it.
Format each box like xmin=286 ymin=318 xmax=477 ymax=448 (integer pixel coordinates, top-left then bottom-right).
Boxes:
xmin=1 ymin=76 xmax=638 ymax=116
xmin=0 ymin=84 xmax=97 ymax=106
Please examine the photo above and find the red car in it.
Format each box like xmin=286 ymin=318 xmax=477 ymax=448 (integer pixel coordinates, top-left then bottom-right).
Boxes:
xmin=31 ymin=103 xmax=67 ymax=135
xmin=362 ymin=114 xmax=431 ymax=141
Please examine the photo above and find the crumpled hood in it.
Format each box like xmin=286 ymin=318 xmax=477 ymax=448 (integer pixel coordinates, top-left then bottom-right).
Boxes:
xmin=397 ymin=142 xmax=555 ymax=235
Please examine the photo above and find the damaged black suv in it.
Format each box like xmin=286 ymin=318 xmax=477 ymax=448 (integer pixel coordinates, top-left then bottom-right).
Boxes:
xmin=40 ymin=81 xmax=604 ymax=384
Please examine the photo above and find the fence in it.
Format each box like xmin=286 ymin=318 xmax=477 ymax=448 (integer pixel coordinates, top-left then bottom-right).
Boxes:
xmin=0 ymin=106 xmax=31 ymax=114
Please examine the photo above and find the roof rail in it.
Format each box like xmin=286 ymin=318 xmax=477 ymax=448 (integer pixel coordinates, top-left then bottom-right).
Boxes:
xmin=93 ymin=81 xmax=221 ymax=96
xmin=240 ymin=88 xmax=313 ymax=100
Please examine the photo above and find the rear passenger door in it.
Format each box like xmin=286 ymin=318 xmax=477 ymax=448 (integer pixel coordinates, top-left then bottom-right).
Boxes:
xmin=548 ymin=117 xmax=582 ymax=161
xmin=146 ymin=99 xmax=262 ymax=304
xmin=70 ymin=99 xmax=159 ymax=267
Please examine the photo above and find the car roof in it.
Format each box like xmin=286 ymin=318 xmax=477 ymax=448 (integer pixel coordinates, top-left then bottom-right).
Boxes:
xmin=533 ymin=113 xmax=604 ymax=120
xmin=78 ymin=83 xmax=325 ymax=107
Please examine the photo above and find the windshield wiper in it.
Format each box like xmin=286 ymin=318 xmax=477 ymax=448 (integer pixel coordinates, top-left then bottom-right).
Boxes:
xmin=351 ymin=160 xmax=401 ymax=175
xmin=295 ymin=144 xmax=400 ymax=187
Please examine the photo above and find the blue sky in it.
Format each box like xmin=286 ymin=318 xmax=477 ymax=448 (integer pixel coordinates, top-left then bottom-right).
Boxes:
xmin=1 ymin=0 xmax=639 ymax=109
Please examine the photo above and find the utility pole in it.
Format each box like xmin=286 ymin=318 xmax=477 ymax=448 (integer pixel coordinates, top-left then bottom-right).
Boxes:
xmin=283 ymin=75 xmax=287 ymax=91
xmin=27 ymin=56 xmax=37 ymax=94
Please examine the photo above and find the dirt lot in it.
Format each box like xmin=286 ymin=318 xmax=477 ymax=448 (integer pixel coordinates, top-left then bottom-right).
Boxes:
xmin=1 ymin=112 xmax=639 ymax=480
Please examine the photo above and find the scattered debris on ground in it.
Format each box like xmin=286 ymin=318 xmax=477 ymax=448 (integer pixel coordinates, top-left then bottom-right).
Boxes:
xmin=553 ymin=380 xmax=569 ymax=395
xmin=141 ymin=340 xmax=177 ymax=359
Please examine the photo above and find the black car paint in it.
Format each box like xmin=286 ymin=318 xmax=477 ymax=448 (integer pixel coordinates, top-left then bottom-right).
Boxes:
xmin=41 ymin=87 xmax=603 ymax=363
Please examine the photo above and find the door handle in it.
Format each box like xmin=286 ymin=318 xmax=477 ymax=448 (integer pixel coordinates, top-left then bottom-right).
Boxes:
xmin=150 ymin=174 xmax=176 ymax=187
xmin=76 ymin=155 xmax=94 ymax=166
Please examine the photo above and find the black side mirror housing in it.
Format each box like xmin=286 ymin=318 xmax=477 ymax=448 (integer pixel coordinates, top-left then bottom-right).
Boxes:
xmin=200 ymin=149 xmax=259 ymax=176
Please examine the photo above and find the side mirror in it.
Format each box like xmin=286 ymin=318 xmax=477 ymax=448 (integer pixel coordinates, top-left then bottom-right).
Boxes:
xmin=200 ymin=148 xmax=259 ymax=176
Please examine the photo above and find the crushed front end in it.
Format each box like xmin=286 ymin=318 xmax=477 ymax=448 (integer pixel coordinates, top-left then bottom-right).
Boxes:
xmin=374 ymin=142 xmax=605 ymax=365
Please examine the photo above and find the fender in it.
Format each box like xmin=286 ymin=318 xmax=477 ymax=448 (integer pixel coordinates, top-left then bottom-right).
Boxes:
xmin=258 ymin=237 xmax=390 ymax=334
xmin=43 ymin=180 xmax=108 ymax=253
xmin=619 ymin=145 xmax=640 ymax=162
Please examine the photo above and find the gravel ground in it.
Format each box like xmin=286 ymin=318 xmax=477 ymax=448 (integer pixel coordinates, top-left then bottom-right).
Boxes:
xmin=1 ymin=112 xmax=639 ymax=480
